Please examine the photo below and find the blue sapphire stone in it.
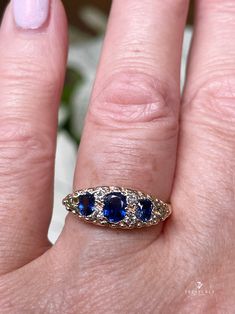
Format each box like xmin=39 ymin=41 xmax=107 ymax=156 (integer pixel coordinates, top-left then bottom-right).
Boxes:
xmin=77 ymin=193 xmax=95 ymax=216
xmin=136 ymin=199 xmax=153 ymax=222
xmin=103 ymin=192 xmax=127 ymax=223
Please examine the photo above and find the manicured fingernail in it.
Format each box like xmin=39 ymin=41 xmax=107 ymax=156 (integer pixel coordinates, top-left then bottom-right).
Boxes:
xmin=13 ymin=0 xmax=50 ymax=30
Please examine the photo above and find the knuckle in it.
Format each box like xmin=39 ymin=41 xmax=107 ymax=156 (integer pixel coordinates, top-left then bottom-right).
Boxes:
xmin=185 ymin=75 xmax=235 ymax=119
xmin=0 ymin=119 xmax=54 ymax=176
xmin=88 ymin=71 xmax=178 ymax=132
xmin=184 ymin=75 xmax=235 ymax=139
xmin=0 ymin=56 xmax=59 ymax=96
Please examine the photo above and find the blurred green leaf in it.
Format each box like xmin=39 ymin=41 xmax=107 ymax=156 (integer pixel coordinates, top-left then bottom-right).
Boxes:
xmin=62 ymin=67 xmax=83 ymax=106
xmin=60 ymin=67 xmax=83 ymax=146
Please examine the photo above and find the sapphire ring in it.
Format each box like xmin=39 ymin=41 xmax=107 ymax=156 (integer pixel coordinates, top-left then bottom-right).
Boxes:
xmin=63 ymin=186 xmax=171 ymax=229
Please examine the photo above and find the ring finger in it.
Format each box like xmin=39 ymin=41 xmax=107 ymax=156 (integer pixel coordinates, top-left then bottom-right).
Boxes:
xmin=59 ymin=0 xmax=189 ymax=255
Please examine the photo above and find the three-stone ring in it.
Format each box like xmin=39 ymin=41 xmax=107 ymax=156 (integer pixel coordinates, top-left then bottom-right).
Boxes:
xmin=63 ymin=186 xmax=171 ymax=229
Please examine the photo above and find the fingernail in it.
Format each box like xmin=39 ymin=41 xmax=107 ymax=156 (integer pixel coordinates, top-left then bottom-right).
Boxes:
xmin=13 ymin=0 xmax=50 ymax=30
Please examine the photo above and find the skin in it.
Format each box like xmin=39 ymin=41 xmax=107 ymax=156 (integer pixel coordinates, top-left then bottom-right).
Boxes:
xmin=0 ymin=0 xmax=235 ymax=313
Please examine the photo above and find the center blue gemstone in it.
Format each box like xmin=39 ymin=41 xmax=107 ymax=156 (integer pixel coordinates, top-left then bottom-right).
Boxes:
xmin=77 ymin=193 xmax=95 ymax=216
xmin=136 ymin=199 xmax=153 ymax=222
xmin=103 ymin=192 xmax=127 ymax=223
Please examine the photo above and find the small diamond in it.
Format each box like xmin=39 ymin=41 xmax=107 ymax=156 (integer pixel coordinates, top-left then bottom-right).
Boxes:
xmin=152 ymin=215 xmax=160 ymax=223
xmin=76 ymin=193 xmax=95 ymax=216
xmin=136 ymin=199 xmax=153 ymax=222
xmin=127 ymin=194 xmax=138 ymax=205
xmin=95 ymin=189 xmax=106 ymax=200
xmin=124 ymin=214 xmax=137 ymax=227
xmin=103 ymin=192 xmax=127 ymax=223
xmin=157 ymin=204 xmax=168 ymax=217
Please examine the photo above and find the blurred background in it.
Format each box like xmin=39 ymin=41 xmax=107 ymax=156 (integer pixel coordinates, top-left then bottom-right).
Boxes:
xmin=0 ymin=1 xmax=193 ymax=242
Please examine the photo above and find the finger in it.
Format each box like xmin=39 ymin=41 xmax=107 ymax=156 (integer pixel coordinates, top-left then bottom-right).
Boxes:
xmin=59 ymin=0 xmax=189 ymax=257
xmin=0 ymin=0 xmax=67 ymax=274
xmin=173 ymin=0 xmax=235 ymax=244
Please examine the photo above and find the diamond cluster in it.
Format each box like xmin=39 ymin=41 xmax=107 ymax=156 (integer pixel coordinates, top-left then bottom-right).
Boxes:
xmin=62 ymin=186 xmax=171 ymax=229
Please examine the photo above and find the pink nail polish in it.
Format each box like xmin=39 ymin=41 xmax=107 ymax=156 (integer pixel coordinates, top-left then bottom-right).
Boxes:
xmin=13 ymin=0 xmax=50 ymax=30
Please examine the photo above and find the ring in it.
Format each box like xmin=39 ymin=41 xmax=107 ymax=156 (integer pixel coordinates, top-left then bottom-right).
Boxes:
xmin=63 ymin=186 xmax=171 ymax=229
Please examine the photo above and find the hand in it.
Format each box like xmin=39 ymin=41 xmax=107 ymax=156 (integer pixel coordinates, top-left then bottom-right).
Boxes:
xmin=0 ymin=0 xmax=234 ymax=313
